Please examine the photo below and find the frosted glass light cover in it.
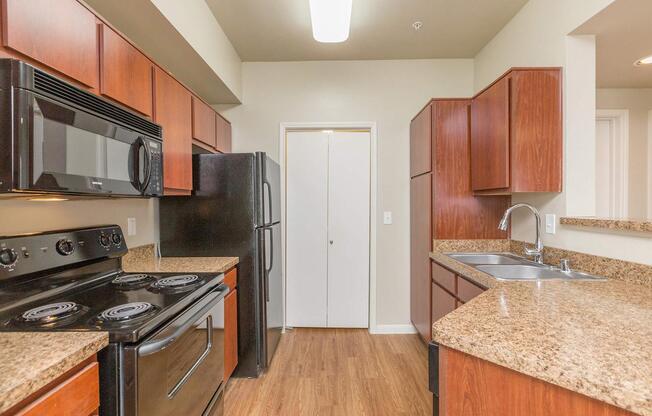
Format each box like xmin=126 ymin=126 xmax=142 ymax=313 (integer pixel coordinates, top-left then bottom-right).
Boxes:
xmin=309 ymin=0 xmax=353 ymax=43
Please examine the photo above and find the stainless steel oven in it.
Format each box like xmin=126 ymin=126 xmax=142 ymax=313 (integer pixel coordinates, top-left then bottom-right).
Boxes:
xmin=123 ymin=286 xmax=228 ymax=416
xmin=0 ymin=59 xmax=163 ymax=197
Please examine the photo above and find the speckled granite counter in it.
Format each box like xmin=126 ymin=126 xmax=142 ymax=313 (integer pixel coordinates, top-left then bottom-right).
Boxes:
xmin=561 ymin=216 xmax=652 ymax=234
xmin=0 ymin=332 xmax=108 ymax=413
xmin=429 ymin=245 xmax=652 ymax=415
xmin=122 ymin=244 xmax=238 ymax=274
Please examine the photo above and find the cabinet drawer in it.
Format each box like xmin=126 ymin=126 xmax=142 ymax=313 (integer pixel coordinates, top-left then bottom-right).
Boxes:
xmin=431 ymin=282 xmax=456 ymax=325
xmin=17 ymin=362 xmax=99 ymax=416
xmin=223 ymin=267 xmax=237 ymax=291
xmin=457 ymin=276 xmax=485 ymax=303
xmin=432 ymin=262 xmax=456 ymax=294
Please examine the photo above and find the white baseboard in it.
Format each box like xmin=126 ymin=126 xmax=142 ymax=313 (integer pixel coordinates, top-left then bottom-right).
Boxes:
xmin=369 ymin=324 xmax=418 ymax=334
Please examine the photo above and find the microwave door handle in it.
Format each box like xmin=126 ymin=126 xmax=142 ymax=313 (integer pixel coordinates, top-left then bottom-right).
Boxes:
xmin=138 ymin=288 xmax=228 ymax=356
xmin=138 ymin=137 xmax=153 ymax=191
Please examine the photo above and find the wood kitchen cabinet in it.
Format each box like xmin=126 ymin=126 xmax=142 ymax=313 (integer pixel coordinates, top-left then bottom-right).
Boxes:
xmin=431 ymin=282 xmax=456 ymax=324
xmin=409 ymin=100 xmax=508 ymax=342
xmin=153 ymin=66 xmax=192 ymax=195
xmin=429 ymin=260 xmax=486 ymax=328
xmin=439 ymin=347 xmax=636 ymax=416
xmin=223 ymin=267 xmax=238 ymax=382
xmin=1 ymin=0 xmax=99 ymax=90
xmin=410 ymin=173 xmax=432 ymax=342
xmin=410 ymin=103 xmax=432 ymax=178
xmin=471 ymin=68 xmax=562 ymax=194
xmin=215 ymin=113 xmax=232 ymax=153
xmin=4 ymin=356 xmax=100 ymax=416
xmin=100 ymin=24 xmax=153 ymax=116
xmin=192 ymin=96 xmax=217 ymax=149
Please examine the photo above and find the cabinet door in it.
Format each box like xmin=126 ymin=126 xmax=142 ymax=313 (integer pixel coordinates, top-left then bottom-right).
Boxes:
xmin=2 ymin=0 xmax=99 ymax=89
xmin=410 ymin=174 xmax=432 ymax=342
xmin=153 ymin=66 xmax=192 ymax=194
xmin=471 ymin=77 xmax=510 ymax=191
xmin=431 ymin=282 xmax=456 ymax=324
xmin=215 ymin=114 xmax=232 ymax=153
xmin=192 ymin=96 xmax=217 ymax=148
xmin=457 ymin=276 xmax=485 ymax=303
xmin=100 ymin=24 xmax=152 ymax=116
xmin=224 ymin=289 xmax=238 ymax=381
xmin=410 ymin=104 xmax=432 ymax=177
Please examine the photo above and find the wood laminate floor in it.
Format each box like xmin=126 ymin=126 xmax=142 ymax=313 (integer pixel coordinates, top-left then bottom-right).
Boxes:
xmin=224 ymin=328 xmax=432 ymax=416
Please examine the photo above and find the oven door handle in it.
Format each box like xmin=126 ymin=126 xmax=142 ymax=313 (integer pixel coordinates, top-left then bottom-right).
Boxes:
xmin=138 ymin=286 xmax=229 ymax=357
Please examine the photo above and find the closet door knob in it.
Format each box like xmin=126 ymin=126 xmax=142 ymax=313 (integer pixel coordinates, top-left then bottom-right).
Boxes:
xmin=329 ymin=240 xmax=333 ymax=245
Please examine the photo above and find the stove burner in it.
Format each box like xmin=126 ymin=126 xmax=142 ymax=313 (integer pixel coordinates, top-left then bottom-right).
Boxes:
xmin=112 ymin=274 xmax=156 ymax=288
xmin=152 ymin=274 xmax=200 ymax=289
xmin=21 ymin=302 xmax=83 ymax=324
xmin=99 ymin=302 xmax=156 ymax=322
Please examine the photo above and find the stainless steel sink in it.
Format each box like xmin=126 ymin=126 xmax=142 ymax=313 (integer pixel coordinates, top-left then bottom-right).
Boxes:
xmin=446 ymin=253 xmax=529 ymax=265
xmin=476 ymin=265 xmax=604 ymax=281
xmin=445 ymin=252 xmax=606 ymax=281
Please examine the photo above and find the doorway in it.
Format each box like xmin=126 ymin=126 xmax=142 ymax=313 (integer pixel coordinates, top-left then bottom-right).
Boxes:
xmin=595 ymin=109 xmax=629 ymax=218
xmin=280 ymin=124 xmax=376 ymax=329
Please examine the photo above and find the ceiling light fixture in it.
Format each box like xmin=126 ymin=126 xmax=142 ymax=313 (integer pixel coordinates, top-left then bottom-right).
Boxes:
xmin=28 ymin=197 xmax=69 ymax=202
xmin=634 ymin=55 xmax=652 ymax=66
xmin=309 ymin=0 xmax=352 ymax=43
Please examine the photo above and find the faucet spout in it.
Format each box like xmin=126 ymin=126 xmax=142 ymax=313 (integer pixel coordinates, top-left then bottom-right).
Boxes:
xmin=498 ymin=203 xmax=544 ymax=264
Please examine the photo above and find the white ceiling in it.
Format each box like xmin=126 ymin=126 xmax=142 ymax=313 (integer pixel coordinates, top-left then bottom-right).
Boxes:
xmin=205 ymin=0 xmax=528 ymax=61
xmin=574 ymin=0 xmax=652 ymax=88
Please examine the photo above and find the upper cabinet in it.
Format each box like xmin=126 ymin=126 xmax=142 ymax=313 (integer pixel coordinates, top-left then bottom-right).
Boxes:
xmin=2 ymin=0 xmax=99 ymax=89
xmin=410 ymin=104 xmax=432 ymax=178
xmin=471 ymin=68 xmax=562 ymax=194
xmin=215 ymin=113 xmax=232 ymax=153
xmin=192 ymin=96 xmax=217 ymax=149
xmin=100 ymin=24 xmax=153 ymax=116
xmin=153 ymin=66 xmax=192 ymax=195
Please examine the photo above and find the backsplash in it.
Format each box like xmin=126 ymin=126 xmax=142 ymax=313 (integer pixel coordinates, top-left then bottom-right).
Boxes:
xmin=0 ymin=198 xmax=158 ymax=248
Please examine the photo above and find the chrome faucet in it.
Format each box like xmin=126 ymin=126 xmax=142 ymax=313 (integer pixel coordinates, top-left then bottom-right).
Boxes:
xmin=498 ymin=203 xmax=544 ymax=264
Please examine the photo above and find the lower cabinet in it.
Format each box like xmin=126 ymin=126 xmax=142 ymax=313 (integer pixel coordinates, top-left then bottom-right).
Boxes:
xmin=431 ymin=282 xmax=456 ymax=324
xmin=10 ymin=357 xmax=99 ymax=416
xmin=224 ymin=268 xmax=238 ymax=382
xmin=427 ymin=260 xmax=486 ymax=339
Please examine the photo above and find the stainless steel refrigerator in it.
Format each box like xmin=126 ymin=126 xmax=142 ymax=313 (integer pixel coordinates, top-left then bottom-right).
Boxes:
xmin=159 ymin=152 xmax=282 ymax=378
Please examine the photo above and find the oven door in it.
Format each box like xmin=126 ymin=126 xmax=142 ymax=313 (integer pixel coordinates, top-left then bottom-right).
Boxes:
xmin=14 ymin=88 xmax=159 ymax=196
xmin=124 ymin=286 xmax=227 ymax=416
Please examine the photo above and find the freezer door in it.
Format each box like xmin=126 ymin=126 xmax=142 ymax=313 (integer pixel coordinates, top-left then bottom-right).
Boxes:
xmin=257 ymin=222 xmax=283 ymax=368
xmin=256 ymin=152 xmax=281 ymax=226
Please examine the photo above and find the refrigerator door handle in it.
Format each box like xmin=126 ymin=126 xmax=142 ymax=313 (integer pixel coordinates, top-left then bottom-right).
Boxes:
xmin=264 ymin=226 xmax=273 ymax=302
xmin=263 ymin=180 xmax=273 ymax=226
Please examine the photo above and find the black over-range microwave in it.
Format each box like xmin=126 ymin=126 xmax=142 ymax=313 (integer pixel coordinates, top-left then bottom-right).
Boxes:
xmin=0 ymin=59 xmax=163 ymax=197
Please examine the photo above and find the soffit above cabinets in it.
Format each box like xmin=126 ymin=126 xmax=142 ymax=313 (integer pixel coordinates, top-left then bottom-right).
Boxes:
xmin=206 ymin=0 xmax=528 ymax=61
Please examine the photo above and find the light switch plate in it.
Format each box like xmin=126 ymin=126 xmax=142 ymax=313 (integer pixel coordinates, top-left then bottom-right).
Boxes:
xmin=545 ymin=214 xmax=556 ymax=234
xmin=127 ymin=217 xmax=137 ymax=236
xmin=383 ymin=211 xmax=392 ymax=225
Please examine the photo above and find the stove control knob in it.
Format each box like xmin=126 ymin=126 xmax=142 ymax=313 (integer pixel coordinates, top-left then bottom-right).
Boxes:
xmin=99 ymin=234 xmax=111 ymax=248
xmin=56 ymin=239 xmax=75 ymax=256
xmin=111 ymin=233 xmax=122 ymax=246
xmin=0 ymin=248 xmax=18 ymax=267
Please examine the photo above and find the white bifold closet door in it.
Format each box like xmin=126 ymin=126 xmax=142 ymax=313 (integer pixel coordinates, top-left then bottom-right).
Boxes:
xmin=286 ymin=130 xmax=370 ymax=328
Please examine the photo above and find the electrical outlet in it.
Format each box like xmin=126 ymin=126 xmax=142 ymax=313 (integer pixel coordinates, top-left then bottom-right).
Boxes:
xmin=383 ymin=211 xmax=392 ymax=225
xmin=545 ymin=214 xmax=556 ymax=234
xmin=127 ymin=218 xmax=137 ymax=236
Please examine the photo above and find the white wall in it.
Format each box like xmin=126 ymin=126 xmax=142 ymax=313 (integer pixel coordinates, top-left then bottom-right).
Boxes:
xmin=597 ymin=88 xmax=652 ymax=219
xmin=473 ymin=0 xmax=652 ymax=265
xmin=219 ymin=59 xmax=474 ymax=326
xmin=0 ymin=198 xmax=158 ymax=248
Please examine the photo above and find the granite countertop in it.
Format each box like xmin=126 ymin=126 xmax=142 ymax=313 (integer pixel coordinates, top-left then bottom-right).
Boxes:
xmin=122 ymin=244 xmax=238 ymax=274
xmin=560 ymin=216 xmax=652 ymax=234
xmin=429 ymin=247 xmax=652 ymax=415
xmin=0 ymin=332 xmax=108 ymax=413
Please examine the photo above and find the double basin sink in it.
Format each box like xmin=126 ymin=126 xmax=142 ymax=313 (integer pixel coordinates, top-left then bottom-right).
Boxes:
xmin=445 ymin=253 xmax=606 ymax=281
